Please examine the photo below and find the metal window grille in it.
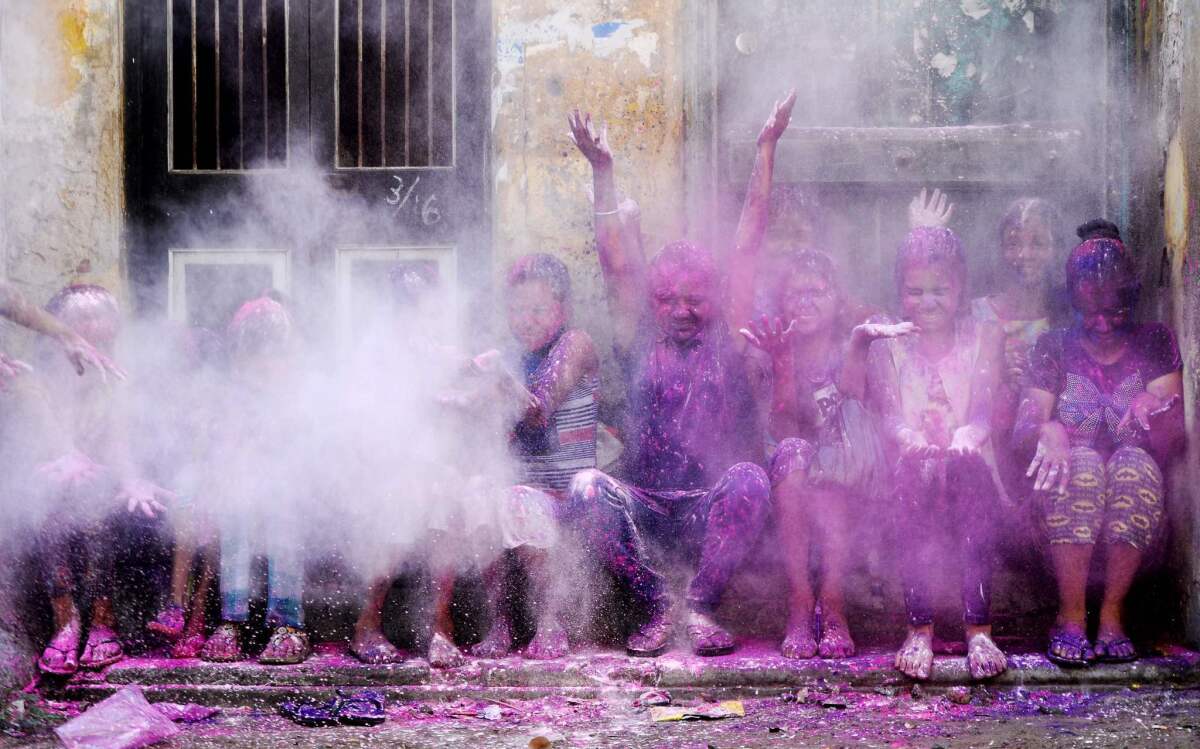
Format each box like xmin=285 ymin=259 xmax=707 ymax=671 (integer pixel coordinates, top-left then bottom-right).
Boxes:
xmin=335 ymin=0 xmax=455 ymax=168
xmin=169 ymin=0 xmax=290 ymax=171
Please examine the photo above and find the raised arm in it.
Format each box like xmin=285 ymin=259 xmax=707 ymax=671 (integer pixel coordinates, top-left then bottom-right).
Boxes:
xmin=727 ymin=91 xmax=796 ymax=332
xmin=0 ymin=280 xmax=125 ymax=381
xmin=569 ymin=110 xmax=645 ymax=350
xmin=740 ymin=316 xmax=802 ymax=441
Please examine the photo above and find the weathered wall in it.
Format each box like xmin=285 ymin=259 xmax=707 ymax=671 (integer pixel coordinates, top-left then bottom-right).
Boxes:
xmin=1127 ymin=0 xmax=1200 ymax=646
xmin=491 ymin=0 xmax=686 ymax=363
xmin=0 ymin=0 xmax=124 ymax=339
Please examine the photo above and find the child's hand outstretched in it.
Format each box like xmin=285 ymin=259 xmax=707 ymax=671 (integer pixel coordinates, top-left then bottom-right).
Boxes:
xmin=757 ymin=89 xmax=797 ymax=147
xmin=909 ymin=188 xmax=954 ymax=229
xmin=851 ymin=321 xmax=917 ymax=346
xmin=897 ymin=427 xmax=940 ymax=460
xmin=948 ymin=425 xmax=987 ymax=457
xmin=117 ymin=477 xmax=174 ymax=519
xmin=1027 ymin=422 xmax=1070 ymax=494
xmin=568 ymin=109 xmax=612 ymax=168
xmin=0 ymin=351 xmax=32 ymax=389
xmin=740 ymin=316 xmax=796 ymax=359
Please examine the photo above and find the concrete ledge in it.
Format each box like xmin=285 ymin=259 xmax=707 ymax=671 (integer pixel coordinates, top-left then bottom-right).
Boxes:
xmin=49 ymin=641 xmax=1200 ymax=707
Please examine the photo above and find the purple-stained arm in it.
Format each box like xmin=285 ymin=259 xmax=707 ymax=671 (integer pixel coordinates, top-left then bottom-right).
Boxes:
xmin=569 ymin=109 xmax=646 ymax=351
xmin=727 ymin=91 xmax=796 ymax=333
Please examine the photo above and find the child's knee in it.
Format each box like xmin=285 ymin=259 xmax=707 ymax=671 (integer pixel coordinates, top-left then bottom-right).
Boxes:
xmin=1106 ymin=446 xmax=1163 ymax=486
xmin=725 ymin=462 xmax=770 ymax=505
xmin=769 ymin=438 xmax=814 ymax=489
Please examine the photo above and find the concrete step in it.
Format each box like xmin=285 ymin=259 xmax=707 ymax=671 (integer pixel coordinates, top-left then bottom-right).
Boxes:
xmin=49 ymin=642 xmax=1200 ymax=708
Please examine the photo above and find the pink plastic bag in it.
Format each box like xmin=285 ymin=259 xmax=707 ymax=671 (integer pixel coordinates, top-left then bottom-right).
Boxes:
xmin=55 ymin=686 xmax=180 ymax=749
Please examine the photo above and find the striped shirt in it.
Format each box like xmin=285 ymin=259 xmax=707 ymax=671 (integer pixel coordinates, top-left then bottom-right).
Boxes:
xmin=521 ymin=375 xmax=599 ymax=492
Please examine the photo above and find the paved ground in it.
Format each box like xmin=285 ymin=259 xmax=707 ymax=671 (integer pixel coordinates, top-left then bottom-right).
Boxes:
xmin=5 ymin=685 xmax=1200 ymax=748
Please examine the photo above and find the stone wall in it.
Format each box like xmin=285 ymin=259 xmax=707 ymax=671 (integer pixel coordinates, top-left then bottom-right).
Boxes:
xmin=1128 ymin=0 xmax=1200 ymax=646
xmin=0 ymin=0 xmax=124 ymax=343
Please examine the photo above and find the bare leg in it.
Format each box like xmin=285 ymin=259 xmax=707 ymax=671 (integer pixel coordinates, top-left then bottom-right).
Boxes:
xmin=172 ymin=553 xmax=214 ymax=658
xmin=351 ymin=578 xmax=404 ymax=663
xmin=80 ymin=597 xmax=124 ymax=669
xmin=520 ymin=547 xmax=569 ymax=659
xmin=812 ymin=488 xmax=855 ymax=658
xmin=428 ymin=571 xmax=464 ymax=668
xmin=776 ymin=473 xmax=817 ymax=659
xmin=39 ymin=596 xmax=82 ymax=674
xmin=470 ymin=559 xmax=514 ymax=658
xmin=1048 ymin=543 xmax=1093 ymax=662
xmin=895 ymin=624 xmax=934 ymax=680
xmin=1096 ymin=542 xmax=1142 ymax=660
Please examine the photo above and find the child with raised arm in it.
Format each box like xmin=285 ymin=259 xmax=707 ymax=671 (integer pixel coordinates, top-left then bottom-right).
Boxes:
xmin=867 ymin=229 xmax=1009 ymax=681
xmin=742 ymin=251 xmax=912 ymax=659
xmin=564 ymin=93 xmax=794 ymax=657
xmin=32 ymin=285 xmax=173 ymax=675
xmin=1015 ymin=223 xmax=1184 ymax=666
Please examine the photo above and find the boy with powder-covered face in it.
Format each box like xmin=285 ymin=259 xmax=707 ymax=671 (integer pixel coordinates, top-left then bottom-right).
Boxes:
xmin=565 ymin=94 xmax=795 ymax=657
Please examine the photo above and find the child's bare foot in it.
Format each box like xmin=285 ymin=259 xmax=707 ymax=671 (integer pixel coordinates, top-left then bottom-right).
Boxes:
xmin=780 ymin=611 xmax=817 ymax=659
xmin=351 ymin=629 xmax=405 ymax=664
xmin=895 ymin=625 xmax=934 ymax=680
xmin=428 ymin=632 xmax=465 ymax=668
xmin=469 ymin=617 xmax=513 ymax=659
xmin=966 ymin=627 xmax=1007 ymax=679
xmin=79 ymin=624 xmax=124 ymax=670
xmin=524 ymin=623 xmax=569 ymax=660
xmin=817 ymin=611 xmax=856 ymax=659
xmin=146 ymin=603 xmax=186 ymax=641
xmin=38 ymin=620 xmax=82 ymax=675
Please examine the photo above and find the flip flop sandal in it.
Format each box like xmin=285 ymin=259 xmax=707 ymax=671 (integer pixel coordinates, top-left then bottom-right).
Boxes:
xmin=1046 ymin=628 xmax=1094 ymax=668
xmin=146 ymin=603 xmax=186 ymax=640
xmin=259 ymin=626 xmax=311 ymax=665
xmin=335 ymin=688 xmax=387 ymax=726
xmin=279 ymin=698 xmax=340 ymax=727
xmin=1094 ymin=637 xmax=1137 ymax=663
xmin=200 ymin=624 xmax=244 ymax=662
xmin=626 ymin=611 xmax=673 ymax=658
xmin=79 ymin=629 xmax=125 ymax=671
xmin=687 ymin=623 xmax=735 ymax=657
xmin=38 ymin=640 xmax=79 ymax=676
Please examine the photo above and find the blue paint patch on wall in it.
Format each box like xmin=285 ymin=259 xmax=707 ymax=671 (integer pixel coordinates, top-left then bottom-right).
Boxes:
xmin=592 ymin=21 xmax=624 ymax=38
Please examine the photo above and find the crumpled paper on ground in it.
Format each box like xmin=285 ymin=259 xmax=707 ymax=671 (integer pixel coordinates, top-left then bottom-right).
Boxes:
xmin=649 ymin=700 xmax=745 ymax=722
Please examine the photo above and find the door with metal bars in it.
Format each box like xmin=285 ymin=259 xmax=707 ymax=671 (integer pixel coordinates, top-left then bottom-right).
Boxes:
xmin=124 ymin=0 xmax=489 ymax=341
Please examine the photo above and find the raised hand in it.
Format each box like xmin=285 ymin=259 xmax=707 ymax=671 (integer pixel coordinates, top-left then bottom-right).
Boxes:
xmin=0 ymin=351 xmax=33 ymax=389
xmin=947 ymin=425 xmax=986 ymax=457
xmin=1027 ymin=421 xmax=1070 ymax=494
xmin=568 ymin=109 xmax=613 ymax=168
xmin=61 ymin=331 xmax=126 ymax=382
xmin=909 ymin=188 xmax=954 ymax=229
xmin=739 ymin=315 xmax=797 ymax=359
xmin=898 ymin=427 xmax=940 ymax=460
xmin=757 ymin=89 xmax=797 ymax=146
xmin=116 ymin=478 xmax=175 ymax=518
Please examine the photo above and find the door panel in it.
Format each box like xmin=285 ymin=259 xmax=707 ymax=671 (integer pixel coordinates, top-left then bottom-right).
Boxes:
xmin=125 ymin=0 xmax=489 ymax=341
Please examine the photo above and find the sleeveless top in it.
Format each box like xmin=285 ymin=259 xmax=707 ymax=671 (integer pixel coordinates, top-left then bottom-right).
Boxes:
xmin=514 ymin=330 xmax=599 ymax=494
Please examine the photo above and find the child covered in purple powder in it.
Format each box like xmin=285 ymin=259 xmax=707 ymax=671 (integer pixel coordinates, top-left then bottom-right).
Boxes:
xmin=31 ymin=285 xmax=174 ymax=675
xmin=199 ymin=295 xmax=311 ymax=665
xmin=1015 ymin=222 xmax=1185 ymax=667
xmin=867 ymin=229 xmax=1009 ymax=681
xmin=742 ymin=250 xmax=913 ymax=660
xmin=563 ymin=93 xmax=797 ymax=657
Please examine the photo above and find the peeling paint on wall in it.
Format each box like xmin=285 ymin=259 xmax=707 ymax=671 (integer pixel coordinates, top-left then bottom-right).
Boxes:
xmin=0 ymin=0 xmax=123 ymax=336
